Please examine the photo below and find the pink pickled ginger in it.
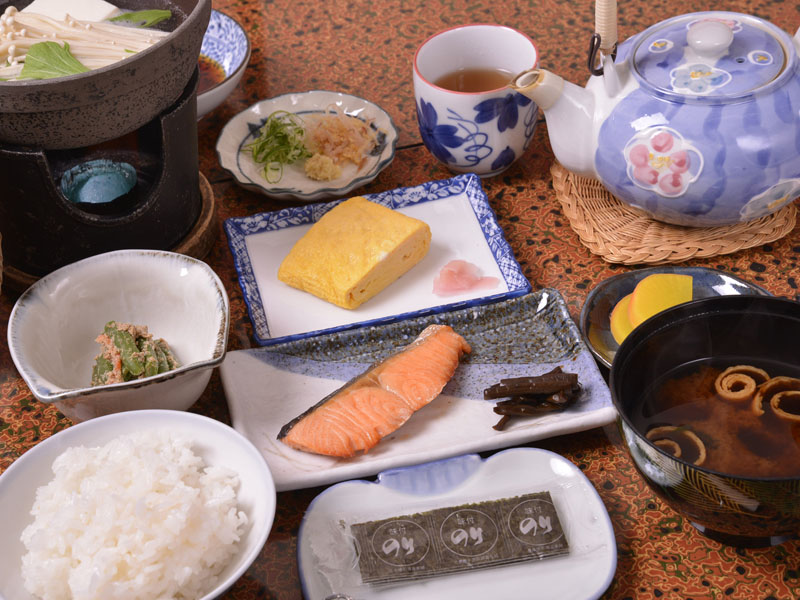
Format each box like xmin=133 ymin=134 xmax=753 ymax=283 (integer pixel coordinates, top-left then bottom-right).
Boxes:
xmin=433 ymin=260 xmax=500 ymax=296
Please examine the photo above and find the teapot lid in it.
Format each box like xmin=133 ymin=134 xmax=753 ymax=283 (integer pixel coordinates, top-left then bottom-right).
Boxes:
xmin=632 ymin=12 xmax=792 ymax=101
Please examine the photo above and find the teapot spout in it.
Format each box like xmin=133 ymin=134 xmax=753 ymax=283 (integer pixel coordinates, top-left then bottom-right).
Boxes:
xmin=511 ymin=69 xmax=598 ymax=177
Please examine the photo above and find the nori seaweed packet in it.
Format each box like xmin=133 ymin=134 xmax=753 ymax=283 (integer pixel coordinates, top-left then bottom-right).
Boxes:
xmin=304 ymin=468 xmax=614 ymax=597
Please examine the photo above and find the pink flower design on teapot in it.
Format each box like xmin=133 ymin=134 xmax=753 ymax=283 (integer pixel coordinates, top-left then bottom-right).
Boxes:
xmin=624 ymin=127 xmax=703 ymax=198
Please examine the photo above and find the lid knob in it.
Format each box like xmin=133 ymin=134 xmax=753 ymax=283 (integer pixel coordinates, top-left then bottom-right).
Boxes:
xmin=687 ymin=20 xmax=734 ymax=59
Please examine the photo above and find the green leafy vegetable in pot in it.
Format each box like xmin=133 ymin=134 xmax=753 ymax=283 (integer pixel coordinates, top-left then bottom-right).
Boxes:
xmin=19 ymin=42 xmax=89 ymax=80
xmin=0 ymin=6 xmax=169 ymax=81
xmin=109 ymin=9 xmax=172 ymax=28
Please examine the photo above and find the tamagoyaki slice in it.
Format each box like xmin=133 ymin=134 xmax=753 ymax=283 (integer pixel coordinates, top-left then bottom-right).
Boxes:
xmin=277 ymin=196 xmax=431 ymax=309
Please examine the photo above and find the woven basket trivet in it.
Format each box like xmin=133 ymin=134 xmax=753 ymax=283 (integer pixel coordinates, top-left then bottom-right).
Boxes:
xmin=551 ymin=162 xmax=798 ymax=265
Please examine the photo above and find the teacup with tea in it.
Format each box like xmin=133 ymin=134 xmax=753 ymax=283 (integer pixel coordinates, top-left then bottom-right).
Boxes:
xmin=413 ymin=24 xmax=539 ymax=176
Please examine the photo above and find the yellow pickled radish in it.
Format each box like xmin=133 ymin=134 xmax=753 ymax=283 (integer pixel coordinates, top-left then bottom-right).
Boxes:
xmin=609 ymin=292 xmax=635 ymax=345
xmin=628 ymin=273 xmax=693 ymax=328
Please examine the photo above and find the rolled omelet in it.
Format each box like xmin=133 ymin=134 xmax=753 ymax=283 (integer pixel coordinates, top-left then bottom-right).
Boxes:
xmin=277 ymin=196 xmax=431 ymax=309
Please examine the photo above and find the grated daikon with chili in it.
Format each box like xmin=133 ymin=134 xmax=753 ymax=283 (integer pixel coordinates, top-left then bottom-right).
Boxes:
xmin=303 ymin=106 xmax=377 ymax=181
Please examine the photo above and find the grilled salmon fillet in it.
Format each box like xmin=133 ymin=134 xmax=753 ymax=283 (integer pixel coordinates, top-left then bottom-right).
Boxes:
xmin=278 ymin=324 xmax=471 ymax=457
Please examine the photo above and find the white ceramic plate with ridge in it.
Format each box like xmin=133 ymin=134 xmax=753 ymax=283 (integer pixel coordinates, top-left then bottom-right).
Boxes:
xmin=216 ymin=90 xmax=398 ymax=201
xmin=580 ymin=265 xmax=771 ymax=369
xmin=220 ymin=289 xmax=616 ymax=491
xmin=0 ymin=410 xmax=276 ymax=600
xmin=224 ymin=174 xmax=531 ymax=346
xmin=298 ymin=448 xmax=617 ymax=600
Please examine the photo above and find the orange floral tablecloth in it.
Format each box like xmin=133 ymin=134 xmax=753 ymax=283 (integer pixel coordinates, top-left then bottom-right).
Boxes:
xmin=2 ymin=0 xmax=800 ymax=598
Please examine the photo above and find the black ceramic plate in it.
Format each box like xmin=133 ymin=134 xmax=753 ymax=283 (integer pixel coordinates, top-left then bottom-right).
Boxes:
xmin=580 ymin=266 xmax=771 ymax=369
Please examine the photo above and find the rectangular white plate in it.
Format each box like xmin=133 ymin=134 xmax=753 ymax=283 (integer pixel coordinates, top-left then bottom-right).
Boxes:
xmin=297 ymin=449 xmax=616 ymax=600
xmin=224 ymin=174 xmax=530 ymax=345
xmin=220 ymin=290 xmax=617 ymax=491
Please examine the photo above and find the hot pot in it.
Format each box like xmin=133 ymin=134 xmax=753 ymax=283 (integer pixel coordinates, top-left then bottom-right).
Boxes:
xmin=0 ymin=0 xmax=210 ymax=149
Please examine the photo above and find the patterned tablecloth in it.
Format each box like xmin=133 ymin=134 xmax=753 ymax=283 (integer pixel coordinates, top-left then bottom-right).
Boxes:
xmin=2 ymin=0 xmax=800 ymax=598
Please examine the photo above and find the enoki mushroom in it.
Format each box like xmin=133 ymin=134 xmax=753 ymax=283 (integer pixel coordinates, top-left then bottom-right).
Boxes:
xmin=0 ymin=6 xmax=168 ymax=80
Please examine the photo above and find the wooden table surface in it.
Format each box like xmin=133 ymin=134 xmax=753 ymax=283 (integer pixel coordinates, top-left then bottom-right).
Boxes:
xmin=3 ymin=0 xmax=800 ymax=598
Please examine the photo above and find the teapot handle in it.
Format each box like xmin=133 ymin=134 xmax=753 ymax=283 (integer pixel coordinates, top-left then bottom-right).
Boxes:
xmin=590 ymin=0 xmax=618 ymax=75
xmin=595 ymin=0 xmax=618 ymax=52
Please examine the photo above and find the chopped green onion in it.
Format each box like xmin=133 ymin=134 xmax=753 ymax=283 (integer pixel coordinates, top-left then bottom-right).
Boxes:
xmin=245 ymin=110 xmax=311 ymax=183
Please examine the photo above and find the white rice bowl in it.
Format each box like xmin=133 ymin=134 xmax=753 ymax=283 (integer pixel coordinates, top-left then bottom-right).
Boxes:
xmin=0 ymin=410 xmax=276 ymax=600
xmin=21 ymin=431 xmax=246 ymax=599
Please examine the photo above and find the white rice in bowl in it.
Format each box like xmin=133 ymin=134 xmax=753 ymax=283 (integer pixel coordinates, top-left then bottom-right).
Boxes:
xmin=20 ymin=430 xmax=249 ymax=600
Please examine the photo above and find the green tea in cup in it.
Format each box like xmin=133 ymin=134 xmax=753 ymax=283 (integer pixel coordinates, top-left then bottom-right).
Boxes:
xmin=434 ymin=67 xmax=515 ymax=93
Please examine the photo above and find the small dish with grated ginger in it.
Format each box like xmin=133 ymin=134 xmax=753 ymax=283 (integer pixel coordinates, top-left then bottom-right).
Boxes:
xmin=217 ymin=90 xmax=398 ymax=201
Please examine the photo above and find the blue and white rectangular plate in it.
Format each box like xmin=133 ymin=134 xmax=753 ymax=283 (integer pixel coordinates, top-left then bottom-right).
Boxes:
xmin=224 ymin=173 xmax=531 ymax=346
xmin=220 ymin=289 xmax=616 ymax=491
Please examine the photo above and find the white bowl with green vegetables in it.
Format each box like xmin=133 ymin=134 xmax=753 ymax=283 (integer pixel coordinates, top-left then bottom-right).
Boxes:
xmin=8 ymin=250 xmax=229 ymax=422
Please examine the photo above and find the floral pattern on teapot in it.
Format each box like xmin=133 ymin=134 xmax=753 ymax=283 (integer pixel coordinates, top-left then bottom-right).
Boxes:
xmin=511 ymin=11 xmax=800 ymax=225
xmin=671 ymin=64 xmax=731 ymax=95
xmin=624 ymin=127 xmax=703 ymax=198
xmin=648 ymin=39 xmax=674 ymax=53
xmin=595 ymin=74 xmax=800 ymax=226
xmin=748 ymin=51 xmax=774 ymax=66
xmin=739 ymin=178 xmax=800 ymax=220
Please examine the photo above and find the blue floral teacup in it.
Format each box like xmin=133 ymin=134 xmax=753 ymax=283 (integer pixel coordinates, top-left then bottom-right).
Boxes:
xmin=413 ymin=24 xmax=539 ymax=177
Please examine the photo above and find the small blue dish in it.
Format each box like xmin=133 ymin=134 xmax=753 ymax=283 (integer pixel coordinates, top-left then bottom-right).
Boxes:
xmin=223 ymin=174 xmax=530 ymax=345
xmin=197 ymin=10 xmax=251 ymax=118
xmin=580 ymin=265 xmax=771 ymax=369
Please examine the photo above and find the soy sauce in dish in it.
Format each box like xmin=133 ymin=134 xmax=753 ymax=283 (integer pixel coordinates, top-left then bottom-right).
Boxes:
xmin=198 ymin=54 xmax=227 ymax=93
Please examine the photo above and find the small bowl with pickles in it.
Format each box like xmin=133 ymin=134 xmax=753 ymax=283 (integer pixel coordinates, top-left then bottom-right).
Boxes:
xmin=580 ymin=266 xmax=770 ymax=369
xmin=8 ymin=250 xmax=229 ymax=422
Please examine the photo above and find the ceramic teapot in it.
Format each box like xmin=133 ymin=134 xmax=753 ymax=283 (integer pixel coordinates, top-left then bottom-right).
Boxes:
xmin=511 ymin=7 xmax=800 ymax=226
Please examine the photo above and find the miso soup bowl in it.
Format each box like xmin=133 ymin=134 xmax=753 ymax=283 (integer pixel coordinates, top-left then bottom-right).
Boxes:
xmin=610 ymin=295 xmax=800 ymax=547
xmin=8 ymin=250 xmax=229 ymax=422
